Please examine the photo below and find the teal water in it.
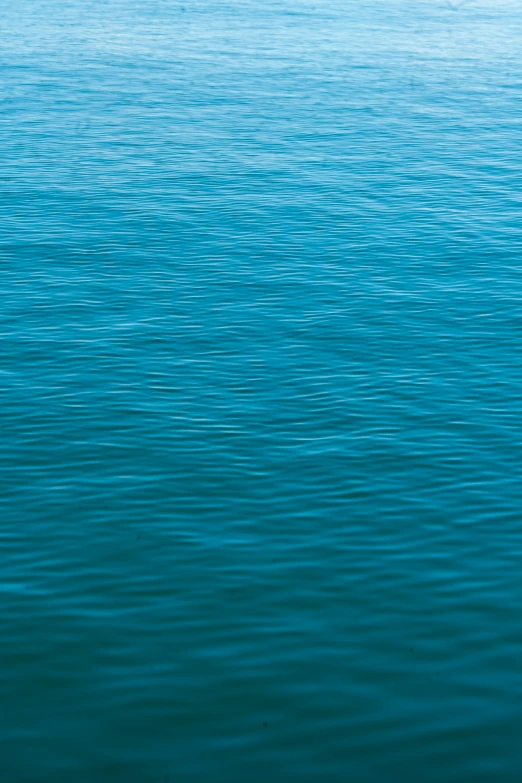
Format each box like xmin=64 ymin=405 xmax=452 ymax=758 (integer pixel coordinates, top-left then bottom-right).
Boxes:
xmin=2 ymin=0 xmax=522 ymax=780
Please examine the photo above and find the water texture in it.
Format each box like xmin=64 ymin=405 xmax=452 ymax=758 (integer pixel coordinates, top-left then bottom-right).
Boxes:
xmin=2 ymin=0 xmax=522 ymax=780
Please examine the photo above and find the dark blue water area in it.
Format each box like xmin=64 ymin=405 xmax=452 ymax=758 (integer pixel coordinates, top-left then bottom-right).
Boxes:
xmin=2 ymin=0 xmax=522 ymax=780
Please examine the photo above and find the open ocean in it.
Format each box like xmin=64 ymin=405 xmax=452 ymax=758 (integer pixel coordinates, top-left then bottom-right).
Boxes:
xmin=2 ymin=0 xmax=522 ymax=780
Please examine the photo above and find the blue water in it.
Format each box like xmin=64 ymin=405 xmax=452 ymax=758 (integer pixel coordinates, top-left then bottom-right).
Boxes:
xmin=2 ymin=0 xmax=522 ymax=780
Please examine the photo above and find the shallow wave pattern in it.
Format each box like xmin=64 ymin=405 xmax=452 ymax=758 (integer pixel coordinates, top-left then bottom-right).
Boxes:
xmin=1 ymin=0 xmax=522 ymax=781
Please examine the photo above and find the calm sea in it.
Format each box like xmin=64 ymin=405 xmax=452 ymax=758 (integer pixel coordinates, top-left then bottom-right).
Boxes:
xmin=2 ymin=0 xmax=522 ymax=780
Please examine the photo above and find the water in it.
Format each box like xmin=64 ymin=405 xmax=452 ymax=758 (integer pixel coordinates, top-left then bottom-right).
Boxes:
xmin=2 ymin=0 xmax=522 ymax=780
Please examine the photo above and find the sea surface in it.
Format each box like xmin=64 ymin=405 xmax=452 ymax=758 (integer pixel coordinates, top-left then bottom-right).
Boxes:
xmin=2 ymin=0 xmax=522 ymax=780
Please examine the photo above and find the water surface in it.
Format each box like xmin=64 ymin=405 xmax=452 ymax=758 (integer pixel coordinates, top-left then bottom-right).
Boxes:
xmin=2 ymin=0 xmax=522 ymax=780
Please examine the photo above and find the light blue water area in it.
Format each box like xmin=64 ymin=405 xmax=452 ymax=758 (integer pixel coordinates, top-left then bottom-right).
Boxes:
xmin=2 ymin=0 xmax=522 ymax=780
